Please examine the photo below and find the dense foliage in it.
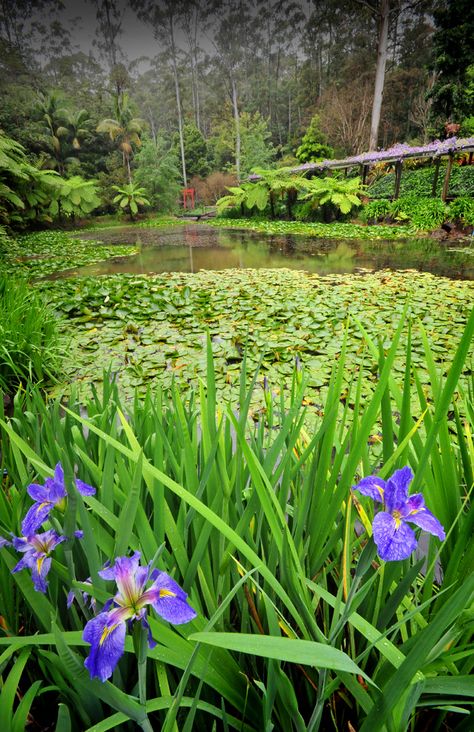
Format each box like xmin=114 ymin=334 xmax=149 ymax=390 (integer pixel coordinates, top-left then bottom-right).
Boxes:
xmin=368 ymin=162 xmax=474 ymax=199
xmin=0 ymin=276 xmax=60 ymax=394
xmin=430 ymin=0 xmax=474 ymax=124
xmin=0 ymin=310 xmax=473 ymax=728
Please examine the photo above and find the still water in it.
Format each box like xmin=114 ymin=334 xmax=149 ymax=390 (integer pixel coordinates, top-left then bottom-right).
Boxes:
xmin=68 ymin=224 xmax=474 ymax=280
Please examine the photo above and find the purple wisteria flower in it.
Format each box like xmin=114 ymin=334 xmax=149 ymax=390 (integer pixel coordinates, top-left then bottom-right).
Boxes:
xmin=353 ymin=466 xmax=446 ymax=561
xmin=22 ymin=462 xmax=96 ymax=536
xmin=8 ymin=529 xmax=67 ymax=592
xmin=82 ymin=552 xmax=197 ymax=682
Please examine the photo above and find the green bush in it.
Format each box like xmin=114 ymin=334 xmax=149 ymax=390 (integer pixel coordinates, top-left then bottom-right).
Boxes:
xmin=389 ymin=196 xmax=448 ymax=230
xmin=368 ymin=164 xmax=474 ymax=199
xmin=448 ymin=196 xmax=474 ymax=225
xmin=360 ymin=198 xmax=392 ymax=223
xmin=0 ymin=276 xmax=60 ymax=393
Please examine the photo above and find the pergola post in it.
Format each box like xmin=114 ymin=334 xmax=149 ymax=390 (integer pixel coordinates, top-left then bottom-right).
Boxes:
xmin=361 ymin=164 xmax=369 ymax=186
xmin=441 ymin=154 xmax=454 ymax=202
xmin=393 ymin=160 xmax=403 ymax=200
xmin=431 ymin=157 xmax=441 ymax=197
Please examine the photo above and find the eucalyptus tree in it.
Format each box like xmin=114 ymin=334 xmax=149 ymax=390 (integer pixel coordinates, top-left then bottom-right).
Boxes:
xmin=358 ymin=0 xmax=391 ymax=151
xmin=180 ymin=0 xmax=210 ymax=133
xmin=0 ymin=0 xmax=66 ymax=67
xmin=97 ymin=92 xmax=146 ymax=183
xmin=207 ymin=0 xmax=255 ymax=181
xmin=89 ymin=0 xmax=127 ymax=98
xmin=429 ymin=0 xmax=474 ymax=123
xmin=253 ymin=0 xmax=305 ymax=145
xmin=130 ymin=0 xmax=189 ymax=186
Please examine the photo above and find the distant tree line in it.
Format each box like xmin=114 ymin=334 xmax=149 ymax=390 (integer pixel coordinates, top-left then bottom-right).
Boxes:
xmin=0 ymin=0 xmax=472 ymax=207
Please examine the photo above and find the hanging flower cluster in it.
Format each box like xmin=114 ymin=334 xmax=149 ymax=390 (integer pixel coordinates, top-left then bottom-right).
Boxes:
xmin=292 ymin=137 xmax=474 ymax=174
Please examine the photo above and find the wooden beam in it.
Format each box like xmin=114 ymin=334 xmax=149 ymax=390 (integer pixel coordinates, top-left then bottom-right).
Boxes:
xmin=361 ymin=164 xmax=369 ymax=186
xmin=393 ymin=160 xmax=403 ymax=200
xmin=441 ymin=154 xmax=454 ymax=202
xmin=431 ymin=157 xmax=441 ymax=197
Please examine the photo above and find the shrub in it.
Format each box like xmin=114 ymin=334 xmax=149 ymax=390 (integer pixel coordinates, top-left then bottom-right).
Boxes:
xmin=389 ymin=196 xmax=448 ymax=230
xmin=360 ymin=198 xmax=392 ymax=223
xmin=295 ymin=114 xmax=334 ymax=163
xmin=368 ymin=164 xmax=474 ymax=199
xmin=190 ymin=172 xmax=238 ymax=205
xmin=448 ymin=196 xmax=474 ymax=226
xmin=0 ymin=276 xmax=60 ymax=393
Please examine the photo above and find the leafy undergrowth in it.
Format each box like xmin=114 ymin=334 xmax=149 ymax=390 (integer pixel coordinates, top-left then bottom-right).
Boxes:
xmin=0 ymin=230 xmax=138 ymax=278
xmin=39 ymin=268 xmax=473 ymax=420
xmin=368 ymin=163 xmax=474 ymax=199
xmin=209 ymin=217 xmax=420 ymax=239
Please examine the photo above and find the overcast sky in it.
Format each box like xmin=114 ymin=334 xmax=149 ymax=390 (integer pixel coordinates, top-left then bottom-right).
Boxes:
xmin=62 ymin=0 xmax=161 ymax=62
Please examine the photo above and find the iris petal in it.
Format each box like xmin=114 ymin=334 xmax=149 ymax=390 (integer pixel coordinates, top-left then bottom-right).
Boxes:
xmin=76 ymin=478 xmax=96 ymax=496
xmin=26 ymin=483 xmax=49 ymax=502
xmin=21 ymin=502 xmax=53 ymax=536
xmin=353 ymin=476 xmax=386 ymax=502
xmin=407 ymin=508 xmax=445 ymax=540
xmin=384 ymin=466 xmax=413 ymax=513
xmin=405 ymin=493 xmax=425 ymax=514
xmin=373 ymin=512 xmax=417 ymax=561
xmin=31 ymin=556 xmax=52 ymax=593
xmin=83 ymin=612 xmax=126 ymax=682
xmin=148 ymin=572 xmax=197 ymax=624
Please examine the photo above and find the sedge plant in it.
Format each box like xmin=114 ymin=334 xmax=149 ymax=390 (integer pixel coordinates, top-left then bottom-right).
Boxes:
xmin=0 ymin=311 xmax=472 ymax=731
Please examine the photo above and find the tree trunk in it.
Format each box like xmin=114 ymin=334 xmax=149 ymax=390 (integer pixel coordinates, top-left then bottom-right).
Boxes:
xmin=369 ymin=0 xmax=390 ymax=151
xmin=231 ymin=75 xmax=241 ymax=182
xmin=169 ymin=12 xmax=187 ymax=187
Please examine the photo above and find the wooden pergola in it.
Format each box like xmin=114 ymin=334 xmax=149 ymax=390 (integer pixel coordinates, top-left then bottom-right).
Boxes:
xmin=251 ymin=137 xmax=474 ymax=202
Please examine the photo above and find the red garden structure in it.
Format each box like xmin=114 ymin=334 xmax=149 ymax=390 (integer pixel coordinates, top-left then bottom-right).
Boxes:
xmin=182 ymin=188 xmax=195 ymax=209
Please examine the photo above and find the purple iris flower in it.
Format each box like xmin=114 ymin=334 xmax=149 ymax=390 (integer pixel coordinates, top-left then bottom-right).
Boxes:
xmin=8 ymin=529 xmax=67 ymax=592
xmin=82 ymin=552 xmax=197 ymax=682
xmin=22 ymin=462 xmax=96 ymax=536
xmin=67 ymin=576 xmax=97 ymax=613
xmin=353 ymin=466 xmax=446 ymax=561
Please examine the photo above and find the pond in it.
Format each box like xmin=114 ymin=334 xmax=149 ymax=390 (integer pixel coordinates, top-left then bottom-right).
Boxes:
xmin=67 ymin=224 xmax=474 ymax=280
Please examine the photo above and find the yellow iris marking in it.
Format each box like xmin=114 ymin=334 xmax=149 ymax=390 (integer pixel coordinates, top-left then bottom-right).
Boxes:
xmin=36 ymin=556 xmax=45 ymax=573
xmin=392 ymin=510 xmax=402 ymax=528
xmin=377 ymin=487 xmax=384 ymax=499
xmin=159 ymin=589 xmax=177 ymax=599
xmin=99 ymin=623 xmax=119 ymax=646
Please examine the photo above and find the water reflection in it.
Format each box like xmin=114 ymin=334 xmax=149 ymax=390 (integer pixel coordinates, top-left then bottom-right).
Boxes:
xmin=64 ymin=224 xmax=474 ymax=280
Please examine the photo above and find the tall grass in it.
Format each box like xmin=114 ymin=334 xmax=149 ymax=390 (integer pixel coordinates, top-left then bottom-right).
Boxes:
xmin=0 ymin=276 xmax=60 ymax=395
xmin=0 ymin=311 xmax=473 ymax=731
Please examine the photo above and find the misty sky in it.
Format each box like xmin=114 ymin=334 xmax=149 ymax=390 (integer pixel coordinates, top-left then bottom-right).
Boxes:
xmin=62 ymin=0 xmax=162 ymax=62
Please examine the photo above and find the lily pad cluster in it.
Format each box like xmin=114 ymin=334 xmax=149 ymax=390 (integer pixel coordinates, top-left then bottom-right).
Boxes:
xmin=210 ymin=217 xmax=419 ymax=240
xmin=39 ymin=268 xmax=473 ymax=418
xmin=0 ymin=230 xmax=138 ymax=279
